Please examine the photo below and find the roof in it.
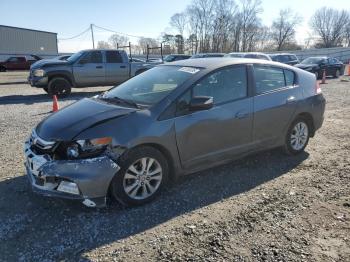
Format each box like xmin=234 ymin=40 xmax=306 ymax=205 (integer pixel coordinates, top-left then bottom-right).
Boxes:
xmin=165 ymin=57 xmax=293 ymax=69
xmin=0 ymin=25 xmax=57 ymax=35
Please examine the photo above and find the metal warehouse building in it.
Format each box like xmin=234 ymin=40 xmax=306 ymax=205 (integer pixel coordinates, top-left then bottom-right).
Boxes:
xmin=0 ymin=25 xmax=58 ymax=58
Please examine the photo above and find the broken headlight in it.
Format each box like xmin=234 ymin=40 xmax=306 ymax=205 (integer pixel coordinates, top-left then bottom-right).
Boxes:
xmin=66 ymin=137 xmax=112 ymax=159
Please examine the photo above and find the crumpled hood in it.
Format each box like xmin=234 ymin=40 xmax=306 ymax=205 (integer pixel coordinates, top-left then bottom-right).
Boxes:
xmin=36 ymin=98 xmax=137 ymax=141
xmin=31 ymin=59 xmax=69 ymax=70
xmin=295 ymin=63 xmax=318 ymax=69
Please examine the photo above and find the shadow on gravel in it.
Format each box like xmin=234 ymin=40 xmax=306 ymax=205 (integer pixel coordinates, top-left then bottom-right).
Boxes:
xmin=0 ymin=149 xmax=309 ymax=261
xmin=0 ymin=91 xmax=103 ymax=105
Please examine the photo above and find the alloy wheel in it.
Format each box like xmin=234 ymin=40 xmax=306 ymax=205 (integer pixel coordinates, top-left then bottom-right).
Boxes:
xmin=290 ymin=122 xmax=309 ymax=151
xmin=123 ymin=157 xmax=163 ymax=200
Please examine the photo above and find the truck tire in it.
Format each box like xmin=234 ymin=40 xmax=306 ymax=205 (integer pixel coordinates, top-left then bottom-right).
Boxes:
xmin=135 ymin=69 xmax=148 ymax=75
xmin=47 ymin=77 xmax=71 ymax=97
xmin=0 ymin=66 xmax=6 ymax=72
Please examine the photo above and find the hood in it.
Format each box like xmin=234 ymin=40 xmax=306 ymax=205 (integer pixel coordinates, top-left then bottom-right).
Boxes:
xmin=295 ymin=63 xmax=318 ymax=69
xmin=36 ymin=98 xmax=137 ymax=141
xmin=31 ymin=59 xmax=69 ymax=70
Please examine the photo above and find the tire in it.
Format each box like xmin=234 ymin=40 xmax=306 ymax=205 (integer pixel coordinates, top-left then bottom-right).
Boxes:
xmin=47 ymin=77 xmax=71 ymax=97
xmin=135 ymin=69 xmax=147 ymax=75
xmin=111 ymin=146 xmax=169 ymax=206
xmin=284 ymin=117 xmax=310 ymax=155
xmin=334 ymin=69 xmax=340 ymax=78
xmin=0 ymin=66 xmax=6 ymax=72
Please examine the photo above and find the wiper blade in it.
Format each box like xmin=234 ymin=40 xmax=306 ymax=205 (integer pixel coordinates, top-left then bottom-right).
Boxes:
xmin=100 ymin=96 xmax=139 ymax=108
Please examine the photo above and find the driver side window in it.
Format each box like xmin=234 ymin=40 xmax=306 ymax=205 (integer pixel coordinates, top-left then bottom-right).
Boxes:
xmin=192 ymin=66 xmax=247 ymax=104
xmin=175 ymin=66 xmax=248 ymax=116
xmin=79 ymin=51 xmax=102 ymax=64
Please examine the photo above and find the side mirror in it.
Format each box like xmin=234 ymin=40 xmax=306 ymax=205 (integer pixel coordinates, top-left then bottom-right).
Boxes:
xmin=189 ymin=96 xmax=213 ymax=111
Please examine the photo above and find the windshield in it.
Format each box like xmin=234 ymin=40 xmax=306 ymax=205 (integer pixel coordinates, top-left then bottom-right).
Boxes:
xmin=164 ymin=55 xmax=175 ymax=62
xmin=67 ymin=51 xmax=84 ymax=63
xmin=104 ymin=66 xmax=200 ymax=105
xmin=301 ymin=57 xmax=324 ymax=64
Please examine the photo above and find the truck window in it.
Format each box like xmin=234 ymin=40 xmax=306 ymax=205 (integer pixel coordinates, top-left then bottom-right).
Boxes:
xmin=8 ymin=57 xmax=20 ymax=62
xmin=106 ymin=51 xmax=123 ymax=63
xmin=80 ymin=51 xmax=102 ymax=64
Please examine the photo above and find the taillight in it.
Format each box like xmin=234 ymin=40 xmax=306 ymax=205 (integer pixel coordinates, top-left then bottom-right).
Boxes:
xmin=315 ymin=81 xmax=322 ymax=94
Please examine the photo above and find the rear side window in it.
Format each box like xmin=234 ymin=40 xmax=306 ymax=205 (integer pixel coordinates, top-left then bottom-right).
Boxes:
xmin=284 ymin=70 xmax=295 ymax=86
xmin=254 ymin=66 xmax=285 ymax=94
xmin=106 ymin=51 xmax=123 ymax=63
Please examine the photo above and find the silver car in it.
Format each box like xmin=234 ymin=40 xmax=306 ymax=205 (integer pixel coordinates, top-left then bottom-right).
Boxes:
xmin=24 ymin=58 xmax=325 ymax=207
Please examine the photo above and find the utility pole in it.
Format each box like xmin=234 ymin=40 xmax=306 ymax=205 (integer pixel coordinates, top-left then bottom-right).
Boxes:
xmin=90 ymin=24 xmax=95 ymax=49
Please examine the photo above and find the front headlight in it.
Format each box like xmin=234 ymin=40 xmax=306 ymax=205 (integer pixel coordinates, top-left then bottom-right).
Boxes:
xmin=66 ymin=137 xmax=112 ymax=159
xmin=33 ymin=69 xmax=45 ymax=77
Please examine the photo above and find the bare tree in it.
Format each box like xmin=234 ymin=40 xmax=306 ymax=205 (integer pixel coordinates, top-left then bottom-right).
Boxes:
xmin=270 ymin=9 xmax=301 ymax=51
xmin=240 ymin=0 xmax=263 ymax=52
xmin=310 ymin=7 xmax=350 ymax=48
xmin=138 ymin=37 xmax=159 ymax=54
xmin=170 ymin=13 xmax=187 ymax=36
xmin=97 ymin=41 xmax=111 ymax=49
xmin=108 ymin=34 xmax=129 ymax=48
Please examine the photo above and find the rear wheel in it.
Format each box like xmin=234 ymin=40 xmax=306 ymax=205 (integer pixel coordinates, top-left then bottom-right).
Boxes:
xmin=47 ymin=77 xmax=71 ymax=97
xmin=135 ymin=69 xmax=147 ymax=75
xmin=0 ymin=66 xmax=6 ymax=72
xmin=314 ymin=71 xmax=319 ymax=79
xmin=111 ymin=146 xmax=169 ymax=206
xmin=284 ymin=117 xmax=310 ymax=155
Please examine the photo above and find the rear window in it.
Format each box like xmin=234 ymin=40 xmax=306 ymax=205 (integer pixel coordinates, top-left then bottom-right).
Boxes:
xmin=254 ymin=66 xmax=295 ymax=94
xmin=106 ymin=51 xmax=123 ymax=63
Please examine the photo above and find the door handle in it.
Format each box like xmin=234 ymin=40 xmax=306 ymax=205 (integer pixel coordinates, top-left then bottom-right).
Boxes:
xmin=286 ymin=96 xmax=296 ymax=104
xmin=235 ymin=112 xmax=249 ymax=119
xmin=96 ymin=66 xmax=103 ymax=69
xmin=120 ymin=65 xmax=126 ymax=68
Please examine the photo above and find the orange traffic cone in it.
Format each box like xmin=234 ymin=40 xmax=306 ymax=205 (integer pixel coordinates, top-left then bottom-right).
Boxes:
xmin=321 ymin=69 xmax=326 ymax=84
xmin=52 ymin=95 xmax=59 ymax=112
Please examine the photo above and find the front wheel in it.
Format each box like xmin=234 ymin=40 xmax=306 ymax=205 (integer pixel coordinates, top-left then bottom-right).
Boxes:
xmin=334 ymin=69 xmax=340 ymax=78
xmin=47 ymin=77 xmax=71 ymax=97
xmin=284 ymin=118 xmax=310 ymax=155
xmin=111 ymin=146 xmax=169 ymax=206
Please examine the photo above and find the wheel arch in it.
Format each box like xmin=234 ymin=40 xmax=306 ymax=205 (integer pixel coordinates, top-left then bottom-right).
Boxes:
xmin=47 ymin=72 xmax=74 ymax=87
xmin=295 ymin=112 xmax=315 ymax=137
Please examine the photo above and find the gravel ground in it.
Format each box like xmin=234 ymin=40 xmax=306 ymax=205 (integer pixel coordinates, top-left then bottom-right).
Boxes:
xmin=0 ymin=77 xmax=349 ymax=262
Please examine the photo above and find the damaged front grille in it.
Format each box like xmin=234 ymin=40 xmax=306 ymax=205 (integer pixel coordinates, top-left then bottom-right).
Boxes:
xmin=29 ymin=130 xmax=56 ymax=155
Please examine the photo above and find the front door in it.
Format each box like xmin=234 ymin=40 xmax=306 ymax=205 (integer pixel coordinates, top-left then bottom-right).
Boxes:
xmin=252 ymin=65 xmax=299 ymax=147
xmin=175 ymin=65 xmax=253 ymax=170
xmin=73 ymin=51 xmax=105 ymax=86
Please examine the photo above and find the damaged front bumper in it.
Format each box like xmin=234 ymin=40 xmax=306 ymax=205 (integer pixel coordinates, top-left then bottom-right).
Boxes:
xmin=24 ymin=140 xmax=120 ymax=207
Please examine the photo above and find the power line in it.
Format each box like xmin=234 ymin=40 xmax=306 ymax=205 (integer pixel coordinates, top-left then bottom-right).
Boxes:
xmin=93 ymin=24 xmax=146 ymax=39
xmin=58 ymin=27 xmax=91 ymax=40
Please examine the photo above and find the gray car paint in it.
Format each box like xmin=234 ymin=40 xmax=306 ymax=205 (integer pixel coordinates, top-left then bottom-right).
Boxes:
xmin=25 ymin=58 xmax=325 ymax=207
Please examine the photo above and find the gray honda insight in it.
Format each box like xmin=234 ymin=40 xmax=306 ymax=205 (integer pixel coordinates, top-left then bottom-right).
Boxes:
xmin=24 ymin=58 xmax=325 ymax=207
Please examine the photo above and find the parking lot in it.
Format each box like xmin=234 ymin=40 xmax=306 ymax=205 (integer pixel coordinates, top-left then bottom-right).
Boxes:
xmin=0 ymin=71 xmax=349 ymax=261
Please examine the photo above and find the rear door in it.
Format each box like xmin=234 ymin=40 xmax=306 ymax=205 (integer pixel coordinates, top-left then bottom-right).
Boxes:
xmin=252 ymin=65 xmax=299 ymax=147
xmin=175 ymin=65 xmax=254 ymax=170
xmin=105 ymin=50 xmax=129 ymax=85
xmin=73 ymin=51 xmax=105 ymax=86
